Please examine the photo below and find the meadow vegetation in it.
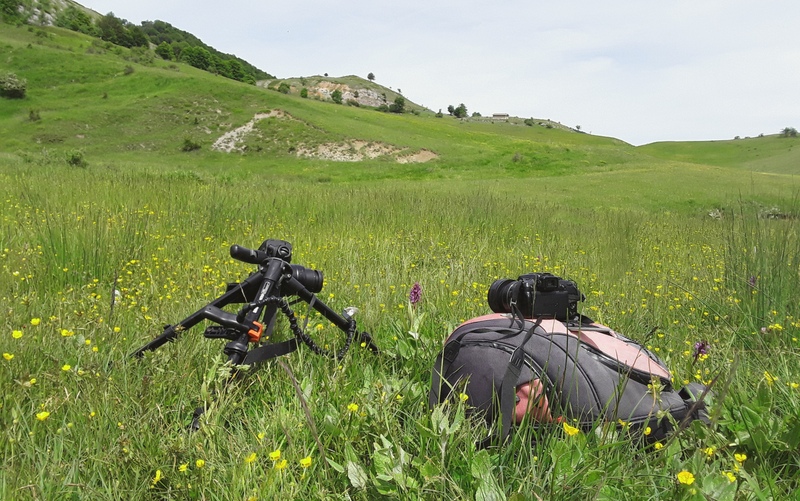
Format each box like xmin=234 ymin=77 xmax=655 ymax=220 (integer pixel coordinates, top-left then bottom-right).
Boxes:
xmin=1 ymin=22 xmax=800 ymax=500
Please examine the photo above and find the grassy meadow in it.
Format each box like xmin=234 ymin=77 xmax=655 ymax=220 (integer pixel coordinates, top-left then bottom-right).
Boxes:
xmin=2 ymin=22 xmax=800 ymax=500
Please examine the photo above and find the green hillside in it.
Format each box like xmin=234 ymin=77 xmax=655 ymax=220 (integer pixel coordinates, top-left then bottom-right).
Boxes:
xmin=639 ymin=135 xmax=800 ymax=174
xmin=1 ymin=22 xmax=797 ymax=212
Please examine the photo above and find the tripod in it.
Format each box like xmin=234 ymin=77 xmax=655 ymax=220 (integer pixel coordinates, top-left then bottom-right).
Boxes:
xmin=129 ymin=238 xmax=378 ymax=427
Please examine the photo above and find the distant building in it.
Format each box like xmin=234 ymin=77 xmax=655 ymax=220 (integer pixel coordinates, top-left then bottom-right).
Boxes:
xmin=492 ymin=113 xmax=509 ymax=121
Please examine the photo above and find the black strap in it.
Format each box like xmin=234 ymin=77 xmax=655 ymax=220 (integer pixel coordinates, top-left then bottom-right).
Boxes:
xmin=498 ymin=317 xmax=542 ymax=441
xmin=242 ymin=338 xmax=299 ymax=365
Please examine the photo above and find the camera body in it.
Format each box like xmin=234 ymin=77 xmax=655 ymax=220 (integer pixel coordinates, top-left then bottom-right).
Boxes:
xmin=487 ymin=272 xmax=584 ymax=321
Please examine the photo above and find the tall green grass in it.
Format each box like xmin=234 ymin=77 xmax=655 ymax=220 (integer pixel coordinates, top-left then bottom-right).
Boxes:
xmin=1 ymin=163 xmax=799 ymax=499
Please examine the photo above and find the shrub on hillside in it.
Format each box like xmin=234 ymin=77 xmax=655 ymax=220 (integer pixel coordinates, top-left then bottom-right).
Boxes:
xmin=55 ymin=6 xmax=98 ymax=36
xmin=126 ymin=47 xmax=154 ymax=66
xmin=388 ymin=96 xmax=405 ymax=113
xmin=0 ymin=0 xmax=26 ymax=24
xmin=278 ymin=82 xmax=290 ymax=94
xmin=331 ymin=89 xmax=343 ymax=104
xmin=181 ymin=138 xmax=201 ymax=152
xmin=300 ymin=87 xmax=308 ymax=98
xmin=66 ymin=150 xmax=87 ymax=168
xmin=0 ymin=72 xmax=27 ymax=99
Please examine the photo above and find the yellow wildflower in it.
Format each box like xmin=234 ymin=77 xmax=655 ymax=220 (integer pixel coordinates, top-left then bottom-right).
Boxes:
xmin=764 ymin=371 xmax=777 ymax=386
xmin=30 ymin=318 xmax=41 ymax=326
xmin=734 ymin=453 xmax=747 ymax=463
xmin=562 ymin=422 xmax=580 ymax=436
xmin=654 ymin=442 xmax=664 ymax=450
xmin=195 ymin=459 xmax=205 ymax=469
xmin=643 ymin=426 xmax=652 ymax=436
xmin=274 ymin=459 xmax=288 ymax=470
xmin=3 ymin=353 xmax=13 ymax=361
xmin=36 ymin=411 xmax=50 ymax=421
xmin=179 ymin=463 xmax=188 ymax=473
xmin=724 ymin=471 xmax=736 ymax=483
xmin=269 ymin=449 xmax=281 ymax=461
xmin=677 ymin=470 xmax=695 ymax=485
xmin=151 ymin=469 xmax=162 ymax=486
xmin=12 ymin=330 xmax=23 ymax=339
xmin=62 ymin=364 xmax=71 ymax=371
xmin=244 ymin=452 xmax=257 ymax=464
xmin=347 ymin=403 xmax=359 ymax=413
xmin=299 ymin=455 xmax=312 ymax=468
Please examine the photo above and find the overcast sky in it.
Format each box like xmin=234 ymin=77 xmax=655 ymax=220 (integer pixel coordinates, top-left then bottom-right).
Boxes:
xmin=86 ymin=0 xmax=798 ymax=145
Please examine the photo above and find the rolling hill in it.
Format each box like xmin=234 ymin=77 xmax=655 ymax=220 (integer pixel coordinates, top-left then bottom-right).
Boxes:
xmin=1 ymin=20 xmax=797 ymax=213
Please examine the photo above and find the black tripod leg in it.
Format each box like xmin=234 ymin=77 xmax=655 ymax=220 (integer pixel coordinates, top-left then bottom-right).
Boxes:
xmin=128 ymin=272 xmax=263 ymax=359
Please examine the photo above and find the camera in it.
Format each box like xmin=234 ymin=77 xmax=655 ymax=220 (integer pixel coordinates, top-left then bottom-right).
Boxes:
xmin=487 ymin=272 xmax=584 ymax=321
xmin=229 ymin=239 xmax=323 ymax=293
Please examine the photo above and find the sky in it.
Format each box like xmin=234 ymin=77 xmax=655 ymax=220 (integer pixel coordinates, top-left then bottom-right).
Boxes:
xmin=85 ymin=0 xmax=799 ymax=146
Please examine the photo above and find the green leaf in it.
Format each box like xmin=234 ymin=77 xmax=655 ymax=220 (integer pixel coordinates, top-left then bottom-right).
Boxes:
xmin=470 ymin=449 xmax=492 ymax=480
xmin=475 ymin=477 xmax=505 ymax=501
xmin=346 ymin=460 xmax=368 ymax=490
xmin=326 ymin=457 xmax=345 ymax=473
xmin=416 ymin=458 xmax=440 ymax=480
xmin=699 ymin=473 xmax=737 ymax=501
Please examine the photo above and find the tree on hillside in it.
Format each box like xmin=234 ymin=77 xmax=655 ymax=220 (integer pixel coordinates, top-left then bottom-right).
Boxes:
xmin=781 ymin=127 xmax=798 ymax=137
xmin=448 ymin=103 xmax=468 ymax=118
xmin=128 ymin=26 xmax=149 ymax=47
xmin=55 ymin=6 xmax=97 ymax=36
xmin=367 ymin=72 xmax=375 ymax=82
xmin=181 ymin=46 xmax=212 ymax=71
xmin=389 ymin=96 xmax=405 ymax=113
xmin=331 ymin=89 xmax=343 ymax=104
xmin=222 ymin=59 xmax=247 ymax=82
xmin=97 ymin=13 xmax=129 ymax=46
xmin=155 ymin=41 xmax=174 ymax=60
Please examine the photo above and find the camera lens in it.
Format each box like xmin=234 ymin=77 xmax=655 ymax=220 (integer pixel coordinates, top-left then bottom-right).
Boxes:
xmin=487 ymin=279 xmax=516 ymax=313
xmin=291 ymin=265 xmax=324 ymax=293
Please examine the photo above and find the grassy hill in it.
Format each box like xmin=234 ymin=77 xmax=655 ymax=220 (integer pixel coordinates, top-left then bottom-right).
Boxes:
xmin=639 ymin=136 xmax=800 ymax=175
xmin=1 ymin=20 xmax=797 ymax=211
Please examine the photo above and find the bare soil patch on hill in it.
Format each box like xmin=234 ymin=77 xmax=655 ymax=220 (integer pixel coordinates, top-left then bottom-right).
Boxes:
xmin=212 ymin=111 xmax=438 ymax=163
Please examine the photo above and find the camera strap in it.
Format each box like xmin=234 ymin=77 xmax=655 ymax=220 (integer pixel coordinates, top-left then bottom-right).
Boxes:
xmin=498 ymin=316 xmax=542 ymax=441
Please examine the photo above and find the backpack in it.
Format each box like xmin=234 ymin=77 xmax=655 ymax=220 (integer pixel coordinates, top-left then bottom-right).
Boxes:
xmin=428 ymin=313 xmax=708 ymax=443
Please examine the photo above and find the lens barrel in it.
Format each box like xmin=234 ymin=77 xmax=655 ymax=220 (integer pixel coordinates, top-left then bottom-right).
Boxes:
xmin=291 ymin=265 xmax=324 ymax=293
xmin=487 ymin=279 xmax=517 ymax=313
